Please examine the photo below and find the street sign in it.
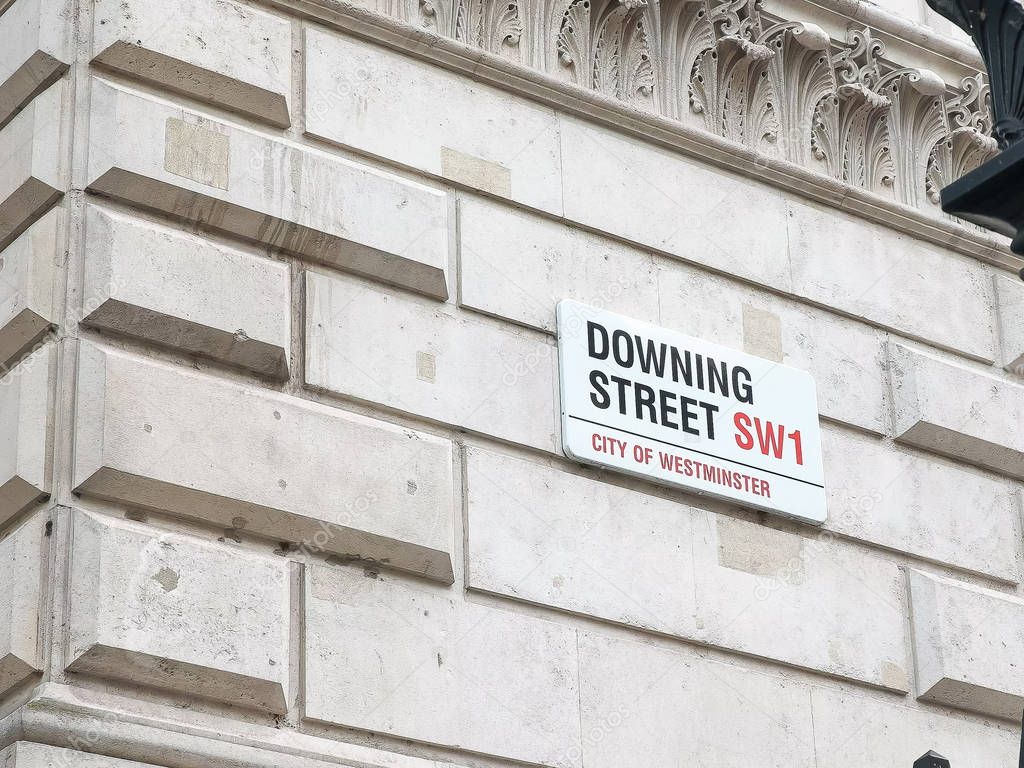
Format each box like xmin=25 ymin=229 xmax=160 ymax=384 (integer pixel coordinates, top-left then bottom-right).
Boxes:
xmin=556 ymin=300 xmax=827 ymax=524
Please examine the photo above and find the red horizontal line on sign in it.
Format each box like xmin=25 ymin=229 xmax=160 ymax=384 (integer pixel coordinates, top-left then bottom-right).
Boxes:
xmin=567 ymin=414 xmax=825 ymax=489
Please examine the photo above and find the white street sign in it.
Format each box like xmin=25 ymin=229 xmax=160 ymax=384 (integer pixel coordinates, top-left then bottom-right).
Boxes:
xmin=557 ymin=300 xmax=827 ymax=524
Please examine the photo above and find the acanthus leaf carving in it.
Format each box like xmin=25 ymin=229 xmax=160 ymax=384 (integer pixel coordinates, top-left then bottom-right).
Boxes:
xmin=411 ymin=0 xmax=1000 ymax=230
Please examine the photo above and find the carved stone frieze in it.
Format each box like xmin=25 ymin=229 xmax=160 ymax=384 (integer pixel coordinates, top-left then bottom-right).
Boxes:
xmin=410 ymin=0 xmax=995 ymax=222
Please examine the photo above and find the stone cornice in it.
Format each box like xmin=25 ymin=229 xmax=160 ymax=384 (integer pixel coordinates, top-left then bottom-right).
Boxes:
xmin=266 ymin=0 xmax=1019 ymax=271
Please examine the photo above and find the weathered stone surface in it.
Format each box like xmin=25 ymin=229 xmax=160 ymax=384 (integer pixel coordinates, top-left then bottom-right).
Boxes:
xmin=822 ymin=424 xmax=1021 ymax=582
xmin=304 ymin=30 xmax=562 ymax=214
xmin=994 ymin=273 xmax=1024 ymax=374
xmin=0 ymin=344 xmax=53 ymax=527
xmin=811 ymin=686 xmax=1020 ymax=766
xmin=787 ymin=200 xmax=997 ymax=362
xmin=658 ymin=266 xmax=889 ymax=435
xmin=303 ymin=565 xmax=582 ymax=767
xmin=0 ymin=514 xmax=45 ymax=696
xmin=67 ymin=510 xmax=291 ymax=712
xmin=558 ymin=116 xmax=997 ymax=363
xmin=81 ymin=205 xmax=290 ymax=378
xmin=465 ymin=447 xmax=910 ymax=689
xmin=92 ymin=0 xmax=291 ymax=127
xmin=559 ymin=115 xmax=794 ymax=291
xmin=305 ymin=272 xmax=558 ymax=452
xmin=459 ymin=197 xmax=887 ymax=434
xmin=908 ymin=569 xmax=1024 ymax=719
xmin=579 ymin=632 xmax=816 ymax=768
xmin=0 ymin=206 xmax=59 ymax=372
xmin=888 ymin=342 xmax=1024 ymax=478
xmin=466 ymin=446 xmax=697 ymax=634
xmin=0 ymin=78 xmax=63 ymax=252
xmin=73 ymin=343 xmax=455 ymax=583
xmin=0 ymin=0 xmax=71 ymax=129
xmin=0 ymin=743 xmax=157 ymax=768
xmin=86 ymin=79 xmax=450 ymax=300
xmin=459 ymin=195 xmax=661 ymax=332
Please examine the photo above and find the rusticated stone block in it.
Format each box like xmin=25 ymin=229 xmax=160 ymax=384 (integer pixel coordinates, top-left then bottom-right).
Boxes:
xmin=304 ymin=565 xmax=582 ymax=767
xmin=73 ymin=342 xmax=455 ymax=583
xmin=92 ymin=0 xmax=291 ymax=128
xmin=909 ymin=568 xmax=1024 ymax=719
xmin=888 ymin=341 xmax=1024 ymax=478
xmin=0 ymin=206 xmax=59 ymax=372
xmin=579 ymin=633 xmax=816 ymax=768
xmin=81 ymin=205 xmax=290 ymax=378
xmin=305 ymin=271 xmax=558 ymax=452
xmin=0 ymin=514 xmax=45 ymax=696
xmin=304 ymin=29 xmax=562 ymax=214
xmin=466 ymin=446 xmax=910 ymax=690
xmin=0 ymin=0 xmax=71 ymax=129
xmin=458 ymin=195 xmax=661 ymax=333
xmin=788 ymin=199 xmax=997 ymax=363
xmin=822 ymin=424 xmax=1021 ymax=582
xmin=67 ymin=510 xmax=291 ymax=712
xmin=994 ymin=273 xmax=1024 ymax=374
xmin=812 ymin=686 xmax=1019 ymax=765
xmin=0 ymin=344 xmax=54 ymax=526
xmin=86 ymin=79 xmax=450 ymax=300
xmin=0 ymin=78 xmax=64 ymax=252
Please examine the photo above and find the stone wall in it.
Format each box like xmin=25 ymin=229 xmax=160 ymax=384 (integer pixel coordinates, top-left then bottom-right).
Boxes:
xmin=1 ymin=0 xmax=1024 ymax=766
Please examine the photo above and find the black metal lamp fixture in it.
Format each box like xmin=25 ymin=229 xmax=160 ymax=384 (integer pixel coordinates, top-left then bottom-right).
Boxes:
xmin=924 ymin=0 xmax=1024 ymax=254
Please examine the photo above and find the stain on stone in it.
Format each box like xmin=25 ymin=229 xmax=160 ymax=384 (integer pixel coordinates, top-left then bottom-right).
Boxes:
xmin=437 ymin=652 xmax=444 ymax=667
xmin=164 ymin=117 xmax=230 ymax=190
xmin=742 ymin=304 xmax=784 ymax=363
xmin=716 ymin=517 xmax=804 ymax=583
xmin=880 ymin=660 xmax=908 ymax=690
xmin=143 ymin=423 xmax=153 ymax=433
xmin=153 ymin=567 xmax=179 ymax=592
xmin=406 ymin=480 xmax=418 ymax=495
xmin=440 ymin=147 xmax=511 ymax=197
xmin=416 ymin=350 xmax=436 ymax=383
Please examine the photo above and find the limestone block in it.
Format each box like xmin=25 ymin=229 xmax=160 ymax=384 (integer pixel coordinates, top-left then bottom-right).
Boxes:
xmin=558 ymin=115 xmax=793 ymax=291
xmin=579 ymin=633 xmax=816 ymax=768
xmin=73 ymin=342 xmax=455 ymax=583
xmin=305 ymin=272 xmax=558 ymax=452
xmin=86 ymin=79 xmax=450 ymax=300
xmin=458 ymin=195 xmax=661 ymax=332
xmin=81 ymin=205 xmax=290 ymax=379
xmin=0 ymin=344 xmax=54 ymax=526
xmin=67 ymin=511 xmax=291 ymax=712
xmin=0 ymin=743 xmax=157 ymax=768
xmin=559 ymin=115 xmax=997 ymax=363
xmin=822 ymin=424 xmax=1021 ymax=582
xmin=303 ymin=565 xmax=581 ymax=767
xmin=995 ymin=273 xmax=1024 ymax=374
xmin=0 ymin=206 xmax=60 ymax=371
xmin=0 ymin=0 xmax=71 ymax=128
xmin=888 ymin=341 xmax=1024 ymax=478
xmin=788 ymin=199 xmax=997 ymax=362
xmin=0 ymin=514 xmax=45 ymax=696
xmin=465 ymin=447 xmax=910 ymax=689
xmin=811 ymin=687 xmax=1020 ymax=766
xmin=908 ymin=569 xmax=1024 ymax=719
xmin=466 ymin=446 xmax=698 ymax=635
xmin=92 ymin=0 xmax=292 ymax=128
xmin=304 ymin=29 xmax=562 ymax=214
xmin=0 ymin=78 xmax=64 ymax=252
xmin=658 ymin=266 xmax=889 ymax=435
